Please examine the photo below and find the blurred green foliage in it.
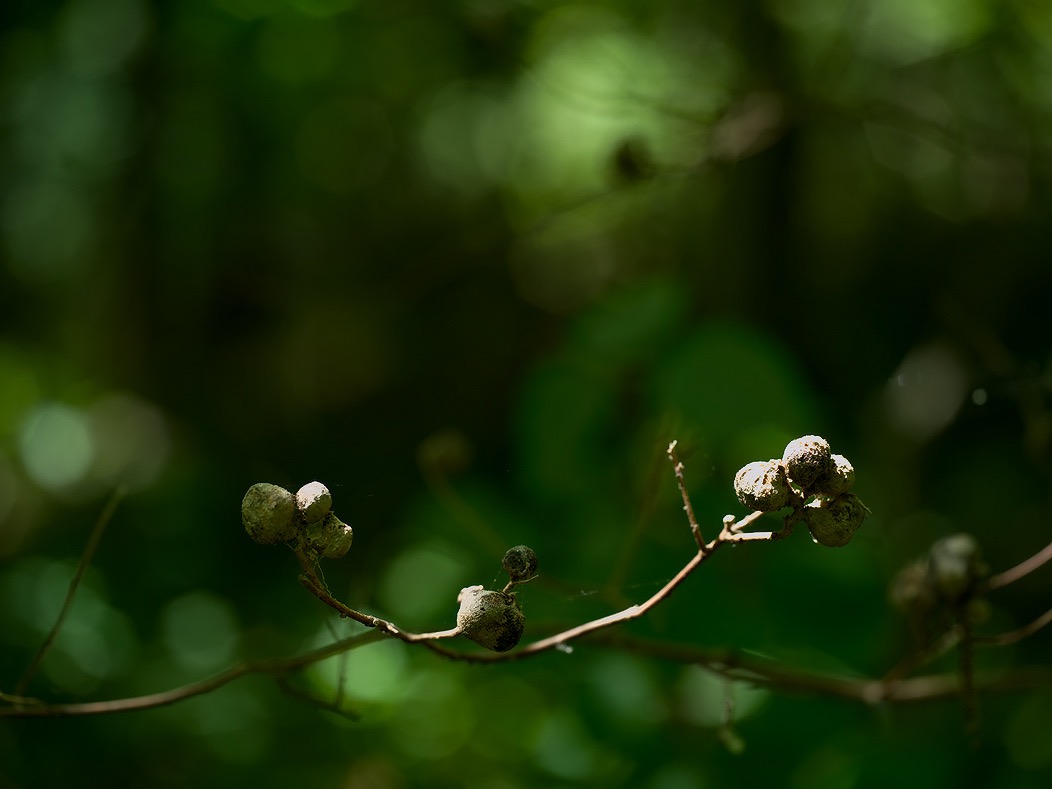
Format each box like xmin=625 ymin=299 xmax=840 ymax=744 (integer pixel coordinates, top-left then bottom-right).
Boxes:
xmin=2 ymin=0 xmax=1051 ymax=786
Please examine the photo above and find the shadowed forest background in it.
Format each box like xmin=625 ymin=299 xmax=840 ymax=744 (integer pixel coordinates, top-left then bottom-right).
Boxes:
xmin=1 ymin=0 xmax=1051 ymax=786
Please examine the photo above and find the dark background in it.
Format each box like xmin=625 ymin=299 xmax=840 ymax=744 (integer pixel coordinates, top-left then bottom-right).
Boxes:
xmin=1 ymin=0 xmax=1051 ymax=786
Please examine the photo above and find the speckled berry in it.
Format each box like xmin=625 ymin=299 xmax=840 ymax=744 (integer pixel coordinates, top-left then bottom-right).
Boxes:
xmin=804 ymin=492 xmax=867 ymax=547
xmin=296 ymin=481 xmax=332 ymax=525
xmin=814 ymin=454 xmax=855 ymax=497
xmin=502 ymin=545 xmax=538 ymax=582
xmin=305 ymin=512 xmax=354 ymax=559
xmin=889 ymin=561 xmax=936 ymax=613
xmin=734 ymin=460 xmax=790 ymax=512
xmin=242 ymin=483 xmax=299 ymax=544
xmin=456 ymin=585 xmax=525 ymax=652
xmin=782 ymin=435 xmax=833 ymax=490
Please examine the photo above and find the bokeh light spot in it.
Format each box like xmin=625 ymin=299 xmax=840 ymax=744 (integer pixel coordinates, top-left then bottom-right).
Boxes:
xmin=18 ymin=403 xmax=95 ymax=490
xmin=58 ymin=0 xmax=149 ymax=78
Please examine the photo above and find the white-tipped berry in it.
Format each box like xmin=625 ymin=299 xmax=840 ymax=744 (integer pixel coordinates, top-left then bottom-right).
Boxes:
xmin=242 ymin=483 xmax=299 ymax=544
xmin=305 ymin=513 xmax=354 ymax=559
xmin=782 ymin=435 xmax=833 ymax=490
xmin=502 ymin=545 xmax=538 ymax=582
xmin=456 ymin=585 xmax=525 ymax=652
xmin=734 ymin=460 xmax=790 ymax=512
xmin=804 ymin=492 xmax=867 ymax=547
xmin=928 ymin=533 xmax=986 ymax=604
xmin=296 ymin=481 xmax=332 ymax=525
xmin=814 ymin=454 xmax=855 ymax=496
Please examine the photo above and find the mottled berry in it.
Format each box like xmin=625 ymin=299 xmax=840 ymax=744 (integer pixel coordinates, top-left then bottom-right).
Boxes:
xmin=456 ymin=585 xmax=525 ymax=652
xmin=502 ymin=545 xmax=538 ymax=581
xmin=804 ymin=492 xmax=867 ymax=547
xmin=734 ymin=460 xmax=790 ymax=512
xmin=305 ymin=512 xmax=354 ymax=559
xmin=814 ymin=454 xmax=855 ymax=496
xmin=242 ymin=483 xmax=299 ymax=544
xmin=782 ymin=435 xmax=833 ymax=490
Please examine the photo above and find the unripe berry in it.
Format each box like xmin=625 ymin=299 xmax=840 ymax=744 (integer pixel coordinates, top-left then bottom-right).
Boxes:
xmin=734 ymin=460 xmax=790 ymax=512
xmin=804 ymin=492 xmax=867 ymax=547
xmin=782 ymin=435 xmax=832 ymax=490
xmin=305 ymin=513 xmax=354 ymax=559
xmin=814 ymin=454 xmax=855 ymax=497
xmin=456 ymin=585 xmax=525 ymax=652
xmin=296 ymin=481 xmax=332 ymax=525
xmin=927 ymin=533 xmax=986 ymax=604
xmin=242 ymin=483 xmax=299 ymax=544
xmin=889 ymin=560 xmax=936 ymax=613
xmin=502 ymin=545 xmax=538 ymax=582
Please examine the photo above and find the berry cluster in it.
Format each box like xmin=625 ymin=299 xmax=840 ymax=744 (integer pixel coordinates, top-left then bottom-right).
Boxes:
xmin=241 ymin=481 xmax=353 ymax=559
xmin=891 ymin=533 xmax=989 ymax=614
xmin=733 ymin=435 xmax=868 ymax=547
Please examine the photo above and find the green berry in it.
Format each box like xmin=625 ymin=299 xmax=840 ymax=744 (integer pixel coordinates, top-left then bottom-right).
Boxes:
xmin=296 ymin=481 xmax=332 ymax=525
xmin=804 ymin=492 xmax=867 ymax=547
xmin=889 ymin=560 xmax=936 ymax=613
xmin=305 ymin=512 xmax=354 ymax=559
xmin=242 ymin=483 xmax=299 ymax=544
xmin=734 ymin=459 xmax=790 ymax=512
xmin=456 ymin=585 xmax=525 ymax=652
xmin=782 ymin=435 xmax=833 ymax=490
xmin=502 ymin=545 xmax=538 ymax=582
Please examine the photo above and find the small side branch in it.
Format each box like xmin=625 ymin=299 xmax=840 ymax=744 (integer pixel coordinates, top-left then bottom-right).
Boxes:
xmin=987 ymin=540 xmax=1052 ymax=590
xmin=668 ymin=441 xmax=705 ymax=550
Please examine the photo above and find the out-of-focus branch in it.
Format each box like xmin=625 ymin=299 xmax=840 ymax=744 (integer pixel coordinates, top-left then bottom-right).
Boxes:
xmin=987 ymin=540 xmax=1052 ymax=590
xmin=1 ymin=630 xmax=385 ymax=719
xmin=15 ymin=487 xmax=125 ymax=696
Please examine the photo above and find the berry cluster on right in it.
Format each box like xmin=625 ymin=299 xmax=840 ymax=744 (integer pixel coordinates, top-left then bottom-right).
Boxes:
xmin=733 ymin=434 xmax=869 ymax=547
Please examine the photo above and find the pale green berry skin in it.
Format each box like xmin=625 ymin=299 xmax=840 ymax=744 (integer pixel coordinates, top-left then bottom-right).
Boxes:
xmin=296 ymin=481 xmax=332 ymax=525
xmin=734 ymin=459 xmax=790 ymax=512
xmin=814 ymin=454 xmax=855 ymax=496
xmin=242 ymin=483 xmax=299 ymax=544
xmin=928 ymin=533 xmax=986 ymax=603
xmin=782 ymin=435 xmax=833 ymax=490
xmin=305 ymin=513 xmax=354 ymax=559
xmin=456 ymin=585 xmax=525 ymax=652
xmin=804 ymin=492 xmax=866 ymax=547
xmin=502 ymin=545 xmax=538 ymax=581
xmin=889 ymin=561 xmax=936 ymax=613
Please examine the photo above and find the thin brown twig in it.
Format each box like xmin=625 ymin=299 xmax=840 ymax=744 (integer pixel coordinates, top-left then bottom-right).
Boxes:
xmin=15 ymin=487 xmax=126 ymax=696
xmin=987 ymin=540 xmax=1052 ymax=590
xmin=1 ymin=630 xmax=386 ymax=719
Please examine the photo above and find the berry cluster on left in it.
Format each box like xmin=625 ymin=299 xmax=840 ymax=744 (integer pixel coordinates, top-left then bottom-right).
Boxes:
xmin=241 ymin=481 xmax=354 ymax=560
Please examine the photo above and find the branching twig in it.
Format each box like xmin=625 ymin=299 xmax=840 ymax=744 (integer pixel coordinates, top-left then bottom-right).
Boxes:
xmin=667 ymin=440 xmax=705 ymax=549
xmin=1 ymin=630 xmax=386 ymax=718
xmin=6 ymin=442 xmax=1048 ymax=721
xmin=585 ymin=632 xmax=1052 ymax=705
